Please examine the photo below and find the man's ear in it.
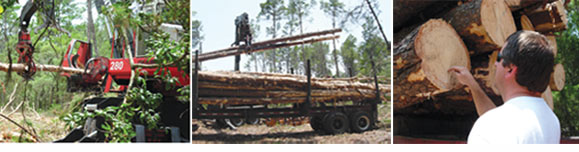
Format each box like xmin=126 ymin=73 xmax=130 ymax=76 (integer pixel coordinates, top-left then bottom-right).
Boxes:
xmin=506 ymin=66 xmax=517 ymax=77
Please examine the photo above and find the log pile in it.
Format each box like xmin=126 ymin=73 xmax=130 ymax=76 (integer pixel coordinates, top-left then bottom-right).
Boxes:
xmin=394 ymin=0 xmax=567 ymax=115
xmin=195 ymin=71 xmax=389 ymax=105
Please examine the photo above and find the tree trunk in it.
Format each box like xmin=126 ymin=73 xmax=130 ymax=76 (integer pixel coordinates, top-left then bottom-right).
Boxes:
xmin=393 ymin=19 xmax=470 ymax=110
xmin=0 ymin=63 xmax=86 ymax=74
xmin=87 ymin=0 xmax=98 ymax=56
xmin=442 ymin=0 xmax=516 ymax=55
xmin=550 ymin=63 xmax=565 ymax=91
xmin=526 ymin=0 xmax=567 ymax=33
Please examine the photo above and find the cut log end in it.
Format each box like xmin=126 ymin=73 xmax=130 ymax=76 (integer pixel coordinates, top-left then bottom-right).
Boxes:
xmin=550 ymin=64 xmax=565 ymax=91
xmin=542 ymin=86 xmax=554 ymax=110
xmin=415 ymin=19 xmax=470 ymax=91
xmin=481 ymin=0 xmax=517 ymax=47
xmin=394 ymin=19 xmax=470 ymax=109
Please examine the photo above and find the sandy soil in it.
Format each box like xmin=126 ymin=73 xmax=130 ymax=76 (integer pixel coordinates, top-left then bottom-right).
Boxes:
xmin=0 ymin=112 xmax=68 ymax=143
xmin=192 ymin=103 xmax=391 ymax=144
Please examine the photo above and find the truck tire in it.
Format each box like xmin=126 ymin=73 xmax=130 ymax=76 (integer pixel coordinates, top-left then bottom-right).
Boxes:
xmin=349 ymin=111 xmax=373 ymax=133
xmin=309 ymin=116 xmax=324 ymax=132
xmin=245 ymin=118 xmax=260 ymax=125
xmin=229 ymin=118 xmax=245 ymax=127
xmin=322 ymin=112 xmax=349 ymax=134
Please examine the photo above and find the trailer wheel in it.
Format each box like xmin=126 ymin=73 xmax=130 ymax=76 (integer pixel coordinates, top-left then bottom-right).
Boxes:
xmin=229 ymin=118 xmax=245 ymax=127
xmin=309 ymin=116 xmax=323 ymax=132
xmin=322 ymin=112 xmax=349 ymax=134
xmin=245 ymin=118 xmax=260 ymax=125
xmin=349 ymin=111 xmax=373 ymax=133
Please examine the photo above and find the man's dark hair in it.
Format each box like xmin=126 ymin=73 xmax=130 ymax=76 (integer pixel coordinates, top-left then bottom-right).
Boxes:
xmin=501 ymin=30 xmax=555 ymax=93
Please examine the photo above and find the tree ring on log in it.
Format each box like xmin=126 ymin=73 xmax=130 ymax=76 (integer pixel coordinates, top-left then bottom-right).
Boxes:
xmin=414 ymin=19 xmax=470 ymax=91
xmin=550 ymin=64 xmax=565 ymax=91
xmin=481 ymin=0 xmax=517 ymax=50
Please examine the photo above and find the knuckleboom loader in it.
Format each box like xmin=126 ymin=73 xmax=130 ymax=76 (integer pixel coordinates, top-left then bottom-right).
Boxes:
xmin=15 ymin=0 xmax=189 ymax=142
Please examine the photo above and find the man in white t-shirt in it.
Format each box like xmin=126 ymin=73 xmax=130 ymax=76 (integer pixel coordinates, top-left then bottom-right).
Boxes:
xmin=448 ymin=30 xmax=560 ymax=144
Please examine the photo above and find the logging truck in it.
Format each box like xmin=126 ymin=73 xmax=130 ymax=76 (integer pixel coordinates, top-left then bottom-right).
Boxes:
xmin=192 ymin=49 xmax=389 ymax=134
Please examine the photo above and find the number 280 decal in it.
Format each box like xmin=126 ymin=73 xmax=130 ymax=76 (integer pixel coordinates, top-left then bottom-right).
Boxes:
xmin=110 ymin=61 xmax=124 ymax=71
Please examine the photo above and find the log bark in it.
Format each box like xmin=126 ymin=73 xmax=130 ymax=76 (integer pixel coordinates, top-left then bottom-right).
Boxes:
xmin=550 ymin=63 xmax=565 ymax=91
xmin=526 ymin=0 xmax=567 ymax=33
xmin=520 ymin=14 xmax=535 ymax=31
xmin=393 ymin=19 xmax=470 ymax=110
xmin=0 ymin=63 xmax=87 ymax=74
xmin=443 ymin=0 xmax=516 ymax=55
xmin=394 ymin=0 xmax=438 ymax=31
xmin=505 ymin=0 xmax=555 ymax=12
xmin=394 ymin=0 xmax=458 ymax=31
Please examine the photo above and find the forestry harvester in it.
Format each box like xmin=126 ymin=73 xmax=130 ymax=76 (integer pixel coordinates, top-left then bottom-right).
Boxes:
xmin=15 ymin=0 xmax=189 ymax=142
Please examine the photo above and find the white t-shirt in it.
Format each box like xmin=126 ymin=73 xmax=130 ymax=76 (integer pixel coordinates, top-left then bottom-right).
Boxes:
xmin=467 ymin=96 xmax=560 ymax=144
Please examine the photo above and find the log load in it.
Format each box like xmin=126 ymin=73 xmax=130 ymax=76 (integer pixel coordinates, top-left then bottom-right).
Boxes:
xmin=394 ymin=19 xmax=470 ymax=110
xmin=550 ymin=63 xmax=565 ymax=91
xmin=443 ymin=0 xmax=516 ymax=55
xmin=196 ymin=71 xmax=389 ymax=105
xmin=393 ymin=0 xmax=569 ymax=139
xmin=525 ymin=0 xmax=568 ymax=33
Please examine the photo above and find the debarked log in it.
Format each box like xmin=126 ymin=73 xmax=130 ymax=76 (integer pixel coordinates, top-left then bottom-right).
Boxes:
xmin=0 ymin=62 xmax=87 ymax=74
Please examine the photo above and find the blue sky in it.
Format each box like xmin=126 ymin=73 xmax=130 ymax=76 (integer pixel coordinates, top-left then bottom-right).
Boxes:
xmin=192 ymin=0 xmax=392 ymax=72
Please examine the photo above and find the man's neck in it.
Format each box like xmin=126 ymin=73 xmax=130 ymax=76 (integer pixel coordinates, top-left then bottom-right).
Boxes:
xmin=501 ymin=88 xmax=541 ymax=103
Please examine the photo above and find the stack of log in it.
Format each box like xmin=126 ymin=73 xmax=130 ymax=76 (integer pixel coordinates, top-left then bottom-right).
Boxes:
xmin=195 ymin=71 xmax=390 ymax=105
xmin=394 ymin=0 xmax=567 ymax=115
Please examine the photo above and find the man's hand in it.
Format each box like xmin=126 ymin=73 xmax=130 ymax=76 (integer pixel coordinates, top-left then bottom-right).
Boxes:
xmin=448 ymin=66 xmax=477 ymax=87
xmin=448 ymin=66 xmax=496 ymax=116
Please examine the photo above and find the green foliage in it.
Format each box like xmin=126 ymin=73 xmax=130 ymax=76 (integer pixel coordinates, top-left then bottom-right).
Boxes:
xmin=553 ymin=85 xmax=579 ymax=137
xmin=553 ymin=0 xmax=579 ymax=137
xmin=320 ymin=0 xmax=346 ymax=28
xmin=340 ymin=34 xmax=359 ymax=77
xmin=62 ymin=0 xmax=190 ymax=142
xmin=191 ymin=11 xmax=203 ymax=49
xmin=358 ymin=16 xmax=389 ymax=77
xmin=302 ymin=42 xmax=332 ymax=77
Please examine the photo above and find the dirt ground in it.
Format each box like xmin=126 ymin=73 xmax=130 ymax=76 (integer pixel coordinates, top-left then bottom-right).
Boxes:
xmin=0 ymin=112 xmax=68 ymax=143
xmin=192 ymin=103 xmax=391 ymax=144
